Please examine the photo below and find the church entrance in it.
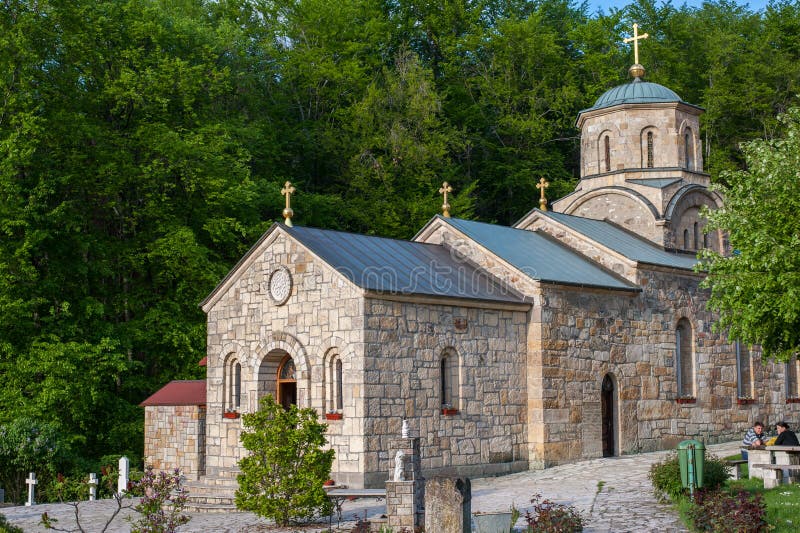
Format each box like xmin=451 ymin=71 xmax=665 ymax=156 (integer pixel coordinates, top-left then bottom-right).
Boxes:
xmin=258 ymin=350 xmax=297 ymax=409
xmin=601 ymin=374 xmax=616 ymax=457
xmin=277 ymin=355 xmax=297 ymax=409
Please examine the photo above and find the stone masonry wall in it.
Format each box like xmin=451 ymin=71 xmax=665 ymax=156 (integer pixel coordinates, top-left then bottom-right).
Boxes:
xmin=204 ymin=230 xmax=367 ymax=487
xmin=143 ymin=405 xmax=205 ymax=480
xmin=537 ymin=267 xmax=799 ymax=466
xmin=361 ymin=297 xmax=529 ymax=487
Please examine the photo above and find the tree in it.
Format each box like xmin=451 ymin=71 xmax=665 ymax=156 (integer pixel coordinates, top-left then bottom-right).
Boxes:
xmin=699 ymin=106 xmax=800 ymax=362
xmin=0 ymin=417 xmax=66 ymax=504
xmin=235 ymin=395 xmax=334 ymax=526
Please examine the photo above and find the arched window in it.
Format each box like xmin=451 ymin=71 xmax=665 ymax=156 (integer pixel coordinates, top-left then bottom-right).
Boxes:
xmin=703 ymin=233 xmax=709 ymax=249
xmin=440 ymin=350 xmax=460 ymax=412
xmin=684 ymin=129 xmax=694 ymax=170
xmin=335 ymin=359 xmax=343 ymax=411
xmin=226 ymin=357 xmax=242 ymax=413
xmin=683 ymin=229 xmax=690 ymax=250
xmin=676 ymin=318 xmax=695 ymax=398
xmin=736 ymin=341 xmax=753 ymax=399
xmin=604 ymin=136 xmax=611 ymax=172
xmin=694 ymin=222 xmax=700 ymax=250
xmin=277 ymin=355 xmax=297 ymax=409
xmin=787 ymin=358 xmax=800 ymax=400
xmin=646 ymin=131 xmax=654 ymax=168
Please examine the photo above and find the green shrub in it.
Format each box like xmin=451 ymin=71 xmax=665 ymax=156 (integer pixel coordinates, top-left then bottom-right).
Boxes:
xmin=649 ymin=452 xmax=730 ymax=502
xmin=235 ymin=395 xmax=334 ymax=526
xmin=688 ymin=489 xmax=768 ymax=532
xmin=0 ymin=514 xmax=24 ymax=533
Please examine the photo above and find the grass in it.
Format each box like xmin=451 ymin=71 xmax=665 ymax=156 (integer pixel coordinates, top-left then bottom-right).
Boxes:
xmin=672 ymin=455 xmax=800 ymax=532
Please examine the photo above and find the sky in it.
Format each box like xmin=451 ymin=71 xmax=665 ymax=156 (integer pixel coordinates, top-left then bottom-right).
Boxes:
xmin=586 ymin=0 xmax=772 ymax=14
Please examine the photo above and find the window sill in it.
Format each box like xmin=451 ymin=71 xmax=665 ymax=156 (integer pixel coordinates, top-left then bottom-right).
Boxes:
xmin=675 ymin=398 xmax=696 ymax=405
xmin=325 ymin=413 xmax=343 ymax=421
xmin=441 ymin=408 xmax=459 ymax=416
xmin=737 ymin=398 xmax=756 ymax=405
xmin=223 ymin=411 xmax=240 ymax=419
xmin=786 ymin=398 xmax=800 ymax=404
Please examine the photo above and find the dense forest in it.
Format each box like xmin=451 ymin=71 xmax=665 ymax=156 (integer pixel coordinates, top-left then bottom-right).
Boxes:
xmin=1 ymin=0 xmax=799 ymax=473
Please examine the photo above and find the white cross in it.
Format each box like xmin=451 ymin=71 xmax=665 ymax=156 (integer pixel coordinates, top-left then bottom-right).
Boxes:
xmin=25 ymin=472 xmax=37 ymax=506
xmin=88 ymin=473 xmax=98 ymax=501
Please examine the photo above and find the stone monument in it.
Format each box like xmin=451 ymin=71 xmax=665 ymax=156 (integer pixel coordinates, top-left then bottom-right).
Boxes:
xmin=425 ymin=477 xmax=472 ymax=533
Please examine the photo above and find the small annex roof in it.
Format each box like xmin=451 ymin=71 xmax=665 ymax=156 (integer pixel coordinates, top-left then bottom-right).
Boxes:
xmin=536 ymin=211 xmax=699 ymax=270
xmin=140 ymin=380 xmax=206 ymax=407
xmin=283 ymin=225 xmax=524 ymax=304
xmin=438 ymin=217 xmax=638 ymax=291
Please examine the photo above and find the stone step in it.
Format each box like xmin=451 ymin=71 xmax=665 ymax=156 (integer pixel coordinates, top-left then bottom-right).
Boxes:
xmin=183 ymin=501 xmax=240 ymax=514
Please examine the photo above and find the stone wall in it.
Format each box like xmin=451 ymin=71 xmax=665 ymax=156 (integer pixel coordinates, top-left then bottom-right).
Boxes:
xmin=203 ymin=229 xmax=367 ymax=487
xmin=536 ymin=266 xmax=799 ymax=466
xmin=143 ymin=405 xmax=206 ymax=480
xmin=361 ymin=297 xmax=529 ymax=487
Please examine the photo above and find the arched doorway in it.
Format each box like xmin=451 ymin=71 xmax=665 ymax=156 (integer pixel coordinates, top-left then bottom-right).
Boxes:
xmin=601 ymin=374 xmax=616 ymax=457
xmin=277 ymin=355 xmax=297 ymax=409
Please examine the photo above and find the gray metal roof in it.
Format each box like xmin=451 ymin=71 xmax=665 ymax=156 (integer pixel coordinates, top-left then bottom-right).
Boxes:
xmin=627 ymin=178 xmax=682 ymax=189
xmin=585 ymin=80 xmax=683 ymax=111
xmin=441 ymin=217 xmax=638 ymax=291
xmin=540 ymin=211 xmax=699 ymax=270
xmin=284 ymin=225 xmax=524 ymax=303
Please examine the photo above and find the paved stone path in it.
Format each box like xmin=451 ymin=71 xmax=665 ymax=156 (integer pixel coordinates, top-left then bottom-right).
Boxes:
xmin=1 ymin=442 xmax=739 ymax=532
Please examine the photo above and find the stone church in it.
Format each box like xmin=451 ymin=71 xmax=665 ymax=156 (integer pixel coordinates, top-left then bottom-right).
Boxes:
xmin=142 ymin=48 xmax=799 ymax=494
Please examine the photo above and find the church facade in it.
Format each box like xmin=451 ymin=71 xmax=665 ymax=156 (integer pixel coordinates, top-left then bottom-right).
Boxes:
xmin=142 ymin=64 xmax=799 ymax=492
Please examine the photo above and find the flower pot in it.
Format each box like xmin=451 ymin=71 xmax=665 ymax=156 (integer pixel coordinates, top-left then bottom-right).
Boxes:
xmin=472 ymin=511 xmax=513 ymax=533
xmin=441 ymin=408 xmax=458 ymax=416
xmin=325 ymin=413 xmax=343 ymax=420
xmin=223 ymin=411 xmax=240 ymax=419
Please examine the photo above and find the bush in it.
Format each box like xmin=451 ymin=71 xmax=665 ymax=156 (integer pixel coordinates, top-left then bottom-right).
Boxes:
xmin=523 ymin=493 xmax=584 ymax=532
xmin=235 ymin=395 xmax=335 ymax=526
xmin=128 ymin=467 xmax=190 ymax=533
xmin=0 ymin=514 xmax=24 ymax=533
xmin=688 ymin=489 xmax=768 ymax=532
xmin=649 ymin=452 xmax=730 ymax=502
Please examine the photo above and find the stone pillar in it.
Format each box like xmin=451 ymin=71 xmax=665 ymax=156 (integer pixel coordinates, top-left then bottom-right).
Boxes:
xmin=425 ymin=477 xmax=471 ymax=533
xmin=117 ymin=456 xmax=130 ymax=495
xmin=386 ymin=432 xmax=424 ymax=529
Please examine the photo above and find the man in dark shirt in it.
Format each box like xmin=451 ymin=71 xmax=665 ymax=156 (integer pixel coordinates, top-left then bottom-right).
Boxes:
xmin=775 ymin=421 xmax=800 ymax=446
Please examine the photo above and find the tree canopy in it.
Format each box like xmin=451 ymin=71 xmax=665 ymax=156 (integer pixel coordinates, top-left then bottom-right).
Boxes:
xmin=700 ymin=106 xmax=800 ymax=362
xmin=3 ymin=0 xmax=800 ymax=469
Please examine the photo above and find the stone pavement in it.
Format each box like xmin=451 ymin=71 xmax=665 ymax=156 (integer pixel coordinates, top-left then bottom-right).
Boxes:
xmin=1 ymin=442 xmax=739 ymax=532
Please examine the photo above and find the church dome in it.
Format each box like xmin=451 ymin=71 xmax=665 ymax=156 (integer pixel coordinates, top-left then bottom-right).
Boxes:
xmin=586 ymin=79 xmax=683 ymax=111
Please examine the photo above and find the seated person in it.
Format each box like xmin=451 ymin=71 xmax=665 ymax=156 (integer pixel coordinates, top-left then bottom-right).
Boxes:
xmin=775 ymin=421 xmax=800 ymax=446
xmin=741 ymin=421 xmax=766 ymax=459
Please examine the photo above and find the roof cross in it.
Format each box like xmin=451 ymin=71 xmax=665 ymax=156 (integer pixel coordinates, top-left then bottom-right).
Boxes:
xmin=439 ymin=181 xmax=453 ymax=218
xmin=536 ymin=177 xmax=549 ymax=212
xmin=281 ymin=181 xmax=296 ymax=227
xmin=623 ymin=23 xmax=649 ymax=66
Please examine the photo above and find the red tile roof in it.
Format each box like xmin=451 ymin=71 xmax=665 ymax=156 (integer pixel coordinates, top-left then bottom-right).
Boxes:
xmin=198 ymin=356 xmax=207 ymax=366
xmin=140 ymin=380 xmax=206 ymax=406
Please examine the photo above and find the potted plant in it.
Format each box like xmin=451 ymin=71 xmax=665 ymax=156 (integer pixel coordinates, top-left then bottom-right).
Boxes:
xmin=441 ymin=404 xmax=458 ymax=416
xmin=325 ymin=412 xmax=343 ymax=420
xmin=223 ymin=409 xmax=240 ymax=419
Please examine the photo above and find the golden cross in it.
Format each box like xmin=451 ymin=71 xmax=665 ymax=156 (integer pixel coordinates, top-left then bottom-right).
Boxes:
xmin=536 ymin=177 xmax=549 ymax=211
xmin=439 ymin=181 xmax=453 ymax=218
xmin=623 ymin=23 xmax=649 ymax=66
xmin=281 ymin=181 xmax=296 ymax=227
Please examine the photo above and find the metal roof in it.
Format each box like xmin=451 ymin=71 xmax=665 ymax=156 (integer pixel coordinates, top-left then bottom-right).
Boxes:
xmin=285 ymin=225 xmax=524 ymax=303
xmin=540 ymin=211 xmax=699 ymax=270
xmin=441 ymin=217 xmax=638 ymax=291
xmin=585 ymin=80 xmax=683 ymax=112
xmin=140 ymin=380 xmax=206 ymax=406
xmin=627 ymin=178 xmax=682 ymax=189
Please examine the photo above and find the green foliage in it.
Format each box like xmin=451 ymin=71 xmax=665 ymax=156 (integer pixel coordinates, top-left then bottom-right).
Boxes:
xmin=649 ymin=452 xmax=730 ymax=502
xmin=235 ymin=395 xmax=334 ymax=526
xmin=129 ymin=467 xmax=190 ymax=533
xmin=688 ymin=489 xmax=768 ymax=533
xmin=0 ymin=417 xmax=67 ymax=504
xmin=0 ymin=514 xmax=24 ymax=533
xmin=700 ymin=106 xmax=800 ymax=361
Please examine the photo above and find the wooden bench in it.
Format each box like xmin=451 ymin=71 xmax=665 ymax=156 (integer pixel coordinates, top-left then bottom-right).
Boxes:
xmin=725 ymin=459 xmax=748 ymax=480
xmin=751 ymin=464 xmax=800 ymax=489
